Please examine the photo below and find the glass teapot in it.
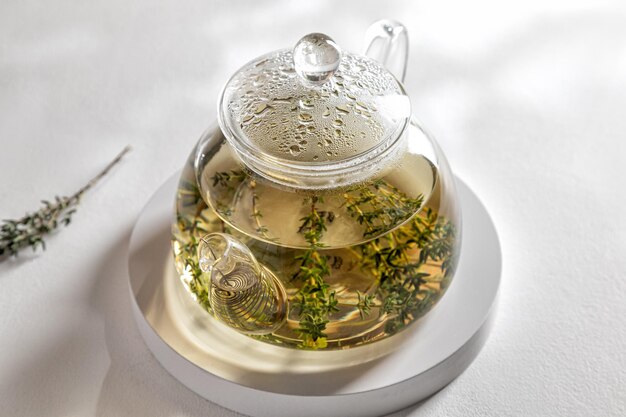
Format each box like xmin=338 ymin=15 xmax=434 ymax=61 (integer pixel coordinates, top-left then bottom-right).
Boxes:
xmin=171 ymin=20 xmax=460 ymax=350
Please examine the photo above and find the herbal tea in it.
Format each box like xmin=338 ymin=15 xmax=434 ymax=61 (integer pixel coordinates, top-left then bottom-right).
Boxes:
xmin=172 ymin=129 xmax=459 ymax=349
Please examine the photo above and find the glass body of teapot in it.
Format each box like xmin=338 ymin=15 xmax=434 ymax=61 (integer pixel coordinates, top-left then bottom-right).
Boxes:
xmin=171 ymin=22 xmax=461 ymax=350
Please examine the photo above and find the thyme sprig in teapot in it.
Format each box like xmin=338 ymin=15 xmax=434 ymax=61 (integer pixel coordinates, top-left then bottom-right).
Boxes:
xmin=201 ymin=169 xmax=457 ymax=348
xmin=0 ymin=146 xmax=131 ymax=259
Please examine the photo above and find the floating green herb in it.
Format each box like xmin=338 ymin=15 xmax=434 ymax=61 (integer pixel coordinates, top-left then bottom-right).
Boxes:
xmin=349 ymin=203 xmax=457 ymax=333
xmin=291 ymin=196 xmax=339 ymax=349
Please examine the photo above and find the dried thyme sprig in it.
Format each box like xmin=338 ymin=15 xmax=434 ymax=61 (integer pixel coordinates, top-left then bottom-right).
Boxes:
xmin=0 ymin=146 xmax=131 ymax=259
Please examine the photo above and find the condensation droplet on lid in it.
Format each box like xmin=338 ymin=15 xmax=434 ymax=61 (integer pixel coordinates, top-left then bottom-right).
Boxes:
xmin=336 ymin=105 xmax=349 ymax=114
xmin=298 ymin=113 xmax=313 ymax=122
xmin=289 ymin=145 xmax=302 ymax=155
xmin=299 ymin=99 xmax=314 ymax=109
xmin=254 ymin=103 xmax=271 ymax=114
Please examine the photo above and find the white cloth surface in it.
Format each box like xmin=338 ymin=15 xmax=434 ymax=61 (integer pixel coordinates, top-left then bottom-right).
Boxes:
xmin=0 ymin=1 xmax=625 ymax=416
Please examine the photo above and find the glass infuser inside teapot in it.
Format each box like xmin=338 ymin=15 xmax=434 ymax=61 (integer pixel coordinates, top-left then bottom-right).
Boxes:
xmin=171 ymin=20 xmax=461 ymax=350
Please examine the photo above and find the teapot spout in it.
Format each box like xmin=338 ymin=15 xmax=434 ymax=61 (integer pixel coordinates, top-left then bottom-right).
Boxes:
xmin=363 ymin=19 xmax=409 ymax=82
xmin=197 ymin=233 xmax=287 ymax=335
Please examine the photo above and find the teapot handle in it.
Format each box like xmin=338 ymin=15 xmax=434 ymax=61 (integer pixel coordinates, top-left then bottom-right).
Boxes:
xmin=363 ymin=20 xmax=409 ymax=83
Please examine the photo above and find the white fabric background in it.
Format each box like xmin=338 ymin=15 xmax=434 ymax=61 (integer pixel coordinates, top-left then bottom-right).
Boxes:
xmin=1 ymin=1 xmax=625 ymax=416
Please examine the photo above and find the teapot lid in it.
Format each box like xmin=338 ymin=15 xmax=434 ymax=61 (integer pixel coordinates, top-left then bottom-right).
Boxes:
xmin=218 ymin=32 xmax=411 ymax=166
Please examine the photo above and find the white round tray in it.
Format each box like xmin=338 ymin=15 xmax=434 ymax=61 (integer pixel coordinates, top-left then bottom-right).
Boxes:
xmin=127 ymin=173 xmax=501 ymax=417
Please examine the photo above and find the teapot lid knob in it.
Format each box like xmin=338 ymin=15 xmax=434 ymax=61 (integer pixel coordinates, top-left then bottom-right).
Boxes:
xmin=292 ymin=33 xmax=341 ymax=85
